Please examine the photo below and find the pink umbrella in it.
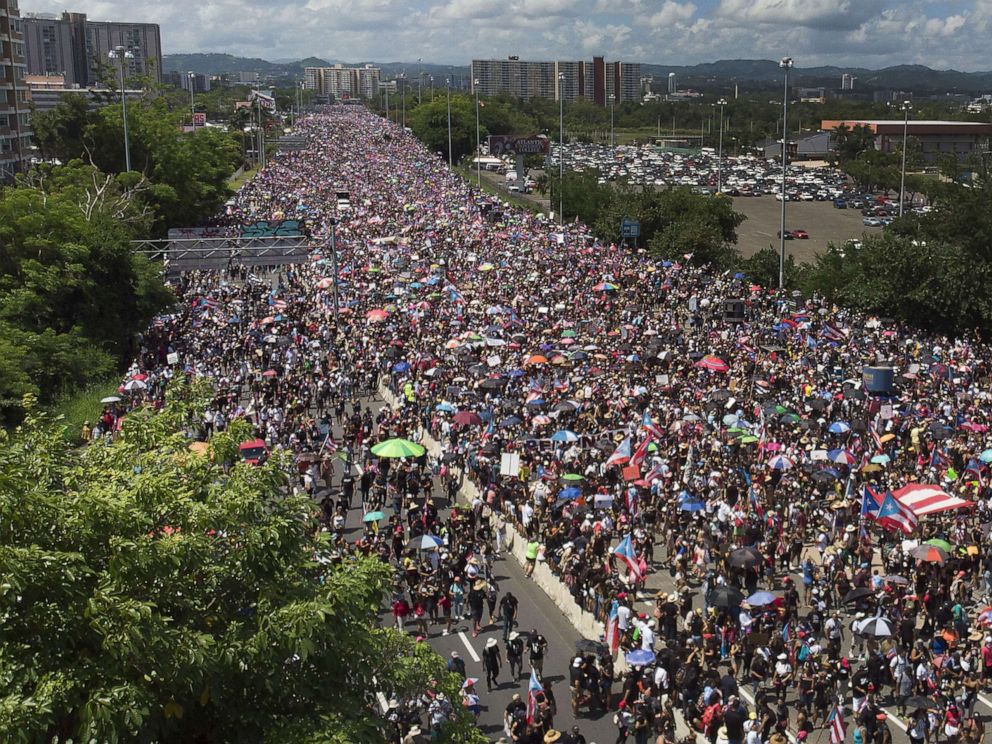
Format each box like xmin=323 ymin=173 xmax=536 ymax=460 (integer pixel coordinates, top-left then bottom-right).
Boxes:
xmin=695 ymin=355 xmax=730 ymax=373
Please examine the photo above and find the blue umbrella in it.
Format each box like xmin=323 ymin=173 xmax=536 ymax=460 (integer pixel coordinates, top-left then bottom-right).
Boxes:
xmin=558 ymin=486 xmax=582 ymax=500
xmin=508 ymin=369 xmax=526 ymax=378
xmin=733 ymin=272 xmax=746 ymax=280
xmin=625 ymin=649 xmax=656 ymax=666
xmin=393 ymin=361 xmax=411 ymax=373
xmin=680 ymin=500 xmax=706 ymax=512
xmin=828 ymin=421 xmax=851 ymax=434
xmin=499 ymin=415 xmax=522 ymax=428
xmin=551 ymin=430 xmax=580 ymax=443
xmin=980 ymin=449 xmax=992 ymax=464
xmin=747 ymin=591 xmax=777 ymax=606
xmin=436 ymin=402 xmax=456 ymax=413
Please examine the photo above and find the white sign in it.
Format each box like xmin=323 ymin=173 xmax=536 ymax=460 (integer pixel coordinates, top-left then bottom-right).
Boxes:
xmin=486 ymin=354 xmax=501 ymax=367
xmin=166 ymin=352 xmax=179 ymax=365
xmin=500 ymin=452 xmax=520 ymax=478
xmin=880 ymin=404 xmax=893 ymax=420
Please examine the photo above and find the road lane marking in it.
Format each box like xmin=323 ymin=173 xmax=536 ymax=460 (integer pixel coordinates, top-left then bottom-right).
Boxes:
xmin=458 ymin=630 xmax=481 ymax=662
xmin=880 ymin=708 xmax=908 ymax=732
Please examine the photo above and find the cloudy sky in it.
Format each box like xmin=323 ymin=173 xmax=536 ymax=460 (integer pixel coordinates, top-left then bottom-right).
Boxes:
xmin=26 ymin=0 xmax=992 ymax=70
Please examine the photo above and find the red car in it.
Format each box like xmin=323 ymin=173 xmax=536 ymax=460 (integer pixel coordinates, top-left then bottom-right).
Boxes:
xmin=239 ymin=439 xmax=269 ymax=466
xmin=791 ymin=229 xmax=809 ymax=239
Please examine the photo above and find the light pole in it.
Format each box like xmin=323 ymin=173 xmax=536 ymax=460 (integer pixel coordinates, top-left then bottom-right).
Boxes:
xmin=400 ymin=73 xmax=407 ymax=129
xmin=446 ymin=77 xmax=452 ymax=168
xmin=430 ymin=76 xmax=435 ymax=102
xmin=108 ymin=46 xmax=134 ymax=172
xmin=899 ymin=100 xmax=912 ymax=218
xmin=474 ymin=78 xmax=481 ymax=189
xmin=385 ymin=84 xmax=390 ymax=122
xmin=418 ymin=58 xmax=423 ymax=104
xmin=609 ymin=94 xmax=616 ymax=148
xmin=778 ymin=56 xmax=793 ymax=291
xmin=187 ymin=71 xmax=196 ymax=128
xmin=558 ymin=71 xmax=565 ymax=224
xmin=716 ymin=97 xmax=727 ymax=194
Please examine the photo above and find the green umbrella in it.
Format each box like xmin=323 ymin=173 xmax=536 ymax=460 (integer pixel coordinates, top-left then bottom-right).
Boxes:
xmin=371 ymin=438 xmax=426 ymax=458
xmin=562 ymin=473 xmax=585 ymax=481
xmin=648 ymin=442 xmax=658 ymax=453
xmin=362 ymin=511 xmax=386 ymax=523
xmin=561 ymin=330 xmax=578 ymax=338
xmin=740 ymin=435 xmax=759 ymax=444
xmin=727 ymin=427 xmax=746 ymax=435
xmin=925 ymin=538 xmax=953 ymax=553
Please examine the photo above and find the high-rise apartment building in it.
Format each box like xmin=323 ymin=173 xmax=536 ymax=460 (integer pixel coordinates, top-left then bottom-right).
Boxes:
xmin=841 ymin=73 xmax=855 ymax=90
xmin=304 ymin=64 xmax=380 ymax=99
xmin=471 ymin=57 xmax=640 ymax=105
xmin=1 ymin=0 xmax=32 ymax=180
xmin=22 ymin=11 xmax=161 ymax=88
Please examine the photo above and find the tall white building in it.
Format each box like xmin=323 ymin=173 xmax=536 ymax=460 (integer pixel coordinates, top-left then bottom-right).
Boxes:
xmin=471 ymin=56 xmax=640 ymax=105
xmin=303 ymin=64 xmax=380 ymax=99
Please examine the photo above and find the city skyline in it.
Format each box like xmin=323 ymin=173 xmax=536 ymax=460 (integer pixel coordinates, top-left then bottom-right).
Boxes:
xmin=20 ymin=0 xmax=992 ymax=73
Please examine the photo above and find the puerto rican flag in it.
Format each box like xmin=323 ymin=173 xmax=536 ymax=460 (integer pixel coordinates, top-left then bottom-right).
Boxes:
xmin=613 ymin=534 xmax=642 ymax=580
xmin=629 ymin=435 xmax=653 ymax=469
xmin=641 ymin=411 xmax=664 ymax=440
xmin=480 ymin=419 xmax=495 ymax=443
xmin=861 ymin=485 xmax=883 ymax=521
xmin=605 ymin=600 xmax=620 ymax=654
xmin=827 ymin=704 xmax=846 ymax=744
xmin=874 ymin=491 xmax=919 ymax=535
xmin=606 ymin=436 xmax=633 ymax=467
xmin=526 ymin=669 xmax=544 ymax=724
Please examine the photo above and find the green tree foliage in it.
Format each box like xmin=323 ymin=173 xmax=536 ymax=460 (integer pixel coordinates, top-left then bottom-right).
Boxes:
xmin=738 ymin=247 xmax=803 ymax=289
xmin=407 ymin=95 xmax=485 ymax=162
xmin=32 ymin=98 xmax=242 ymax=234
xmin=0 ymin=383 xmax=484 ymax=743
xmin=0 ymin=166 xmax=172 ymax=423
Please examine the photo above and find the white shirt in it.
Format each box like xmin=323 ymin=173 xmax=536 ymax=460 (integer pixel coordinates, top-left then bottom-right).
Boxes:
xmin=617 ymin=605 xmax=632 ymax=631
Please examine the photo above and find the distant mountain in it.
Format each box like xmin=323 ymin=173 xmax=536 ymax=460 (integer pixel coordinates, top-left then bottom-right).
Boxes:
xmin=644 ymin=59 xmax=992 ymax=93
xmin=163 ymin=53 xmax=469 ymax=82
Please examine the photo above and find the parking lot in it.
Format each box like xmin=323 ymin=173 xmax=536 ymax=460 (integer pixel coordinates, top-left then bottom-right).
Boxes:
xmin=731 ymin=194 xmax=883 ymax=262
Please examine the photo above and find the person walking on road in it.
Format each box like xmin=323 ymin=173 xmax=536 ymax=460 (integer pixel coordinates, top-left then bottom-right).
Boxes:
xmin=483 ymin=637 xmax=503 ymax=692
xmin=499 ymin=591 xmax=519 ymax=643
xmin=528 ymin=628 xmax=548 ymax=679
xmin=447 ymin=650 xmax=465 ymax=679
xmin=507 ymin=631 xmax=525 ymax=679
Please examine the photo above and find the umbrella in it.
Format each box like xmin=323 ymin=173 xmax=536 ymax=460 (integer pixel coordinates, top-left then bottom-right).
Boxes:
xmin=828 ymin=449 xmax=857 ymax=465
xmin=855 ymin=615 xmax=894 ymax=637
xmin=828 ymin=421 xmax=851 ymax=434
xmin=559 ymin=486 xmax=582 ymax=500
xmin=729 ymin=547 xmax=763 ymax=569
xmin=870 ymin=454 xmax=891 ymax=465
xmin=436 ymin=402 xmax=457 ymax=413
xmin=842 ymin=587 xmax=875 ymax=604
xmin=625 ymin=649 xmax=656 ymax=666
xmin=910 ymin=545 xmax=948 ymax=563
xmin=261 ymin=369 xmax=279 ymax=378
xmin=768 ymin=455 xmax=794 ymax=471
xmin=371 ymin=438 xmax=426 ymax=458
xmin=410 ymin=534 xmax=444 ymax=550
xmin=124 ymin=379 xmax=146 ymax=391
xmin=924 ymin=538 xmax=954 ymax=552
xmin=575 ymin=639 xmax=608 ymax=655
xmin=981 ymin=449 xmax=992 ymax=464
xmin=499 ymin=415 xmax=522 ymax=428
xmin=747 ymin=591 xmax=777 ymax=606
xmin=362 ymin=511 xmax=386 ymax=523
xmin=707 ymin=586 xmax=745 ymax=608
xmin=524 ymin=354 xmax=548 ymax=366
xmin=393 ymin=361 xmax=411 ymax=373
xmin=562 ymin=473 xmax=585 ymax=481
xmin=592 ymin=282 xmax=618 ymax=292
xmin=366 ymin=309 xmax=389 ymax=322
xmin=695 ymin=355 xmax=730 ymax=373
xmin=680 ymin=500 xmax=706 ymax=512
xmin=453 ymin=411 xmax=483 ymax=427
xmin=723 ymin=414 xmax=739 ymax=426
xmin=551 ymin=430 xmax=580 ymax=443
xmin=532 ymin=415 xmax=552 ymax=426
xmin=905 ymin=696 xmax=937 ymax=711
xmin=100 ymin=395 xmax=122 ymax=404
xmin=882 ymin=575 xmax=909 ymax=585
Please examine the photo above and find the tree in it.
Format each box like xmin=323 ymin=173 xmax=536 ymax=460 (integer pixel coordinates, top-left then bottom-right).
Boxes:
xmin=407 ymin=95 xmax=484 ymax=163
xmin=0 ymin=382 xmax=484 ymax=743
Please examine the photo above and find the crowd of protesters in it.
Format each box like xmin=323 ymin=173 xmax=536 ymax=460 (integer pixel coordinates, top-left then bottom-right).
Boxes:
xmin=106 ymin=105 xmax=992 ymax=744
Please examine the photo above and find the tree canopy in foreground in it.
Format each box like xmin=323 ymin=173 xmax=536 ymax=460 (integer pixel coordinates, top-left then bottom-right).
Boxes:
xmin=0 ymin=382 xmax=481 ymax=743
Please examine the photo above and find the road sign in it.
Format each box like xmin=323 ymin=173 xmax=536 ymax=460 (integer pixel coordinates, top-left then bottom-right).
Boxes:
xmin=620 ymin=218 xmax=640 ymax=239
xmin=192 ymin=112 xmax=206 ymax=126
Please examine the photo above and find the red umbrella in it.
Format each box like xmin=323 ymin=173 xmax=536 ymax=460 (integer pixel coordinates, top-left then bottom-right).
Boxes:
xmin=452 ymin=411 xmax=483 ymax=428
xmin=695 ymin=355 xmax=730 ymax=373
xmin=909 ymin=545 xmax=948 ymax=563
xmin=262 ymin=369 xmax=278 ymax=378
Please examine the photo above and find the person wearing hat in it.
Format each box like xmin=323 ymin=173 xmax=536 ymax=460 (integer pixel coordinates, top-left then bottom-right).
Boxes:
xmin=447 ymin=650 xmax=466 ymax=679
xmin=544 ymin=730 xmax=562 ymax=743
xmin=504 ymin=693 xmax=526 ymax=738
xmin=507 ymin=631 xmax=525 ymax=679
xmin=528 ymin=628 xmax=548 ymax=679
xmin=468 ymin=578 xmax=487 ymax=637
xmin=483 ymin=637 xmax=503 ymax=692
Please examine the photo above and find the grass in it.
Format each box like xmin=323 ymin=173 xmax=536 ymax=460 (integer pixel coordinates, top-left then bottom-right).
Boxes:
xmin=227 ymin=165 xmax=259 ymax=192
xmin=49 ymin=376 xmax=121 ymax=445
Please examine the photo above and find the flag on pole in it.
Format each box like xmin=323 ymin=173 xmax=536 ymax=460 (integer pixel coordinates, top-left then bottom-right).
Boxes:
xmin=606 ymin=436 xmax=632 ymax=467
xmin=827 ymin=704 xmax=846 ymax=744
xmin=641 ymin=410 xmax=664 ymax=440
xmin=613 ymin=534 xmax=642 ymax=580
xmin=861 ymin=485 xmax=882 ymax=521
xmin=526 ymin=669 xmax=544 ymax=724
xmin=629 ymin=435 xmax=653 ymax=469
xmin=605 ymin=600 xmax=620 ymax=653
xmin=875 ymin=491 xmax=919 ymax=534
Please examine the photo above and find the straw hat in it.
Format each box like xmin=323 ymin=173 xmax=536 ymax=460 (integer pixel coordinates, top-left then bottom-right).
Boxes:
xmin=473 ymin=579 xmax=487 ymax=591
xmin=544 ymin=731 xmax=562 ymax=743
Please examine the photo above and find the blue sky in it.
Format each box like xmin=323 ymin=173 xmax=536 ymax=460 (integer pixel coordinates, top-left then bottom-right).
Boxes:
xmin=28 ymin=0 xmax=992 ymax=71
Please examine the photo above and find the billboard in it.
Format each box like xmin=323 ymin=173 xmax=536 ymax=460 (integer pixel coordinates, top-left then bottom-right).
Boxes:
xmin=488 ymin=134 xmax=550 ymax=157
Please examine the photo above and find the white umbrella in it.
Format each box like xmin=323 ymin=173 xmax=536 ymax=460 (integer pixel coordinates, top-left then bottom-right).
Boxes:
xmin=100 ymin=396 xmax=121 ymax=404
xmin=124 ymin=379 xmax=146 ymax=391
xmin=410 ymin=534 xmax=444 ymax=551
xmin=854 ymin=615 xmax=893 ymax=637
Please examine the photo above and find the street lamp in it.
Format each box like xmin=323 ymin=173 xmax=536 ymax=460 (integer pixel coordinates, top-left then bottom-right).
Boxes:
xmin=430 ymin=76 xmax=435 ymax=102
xmin=385 ymin=84 xmax=390 ymax=123
xmin=716 ymin=98 xmax=727 ymax=194
xmin=778 ymin=56 xmax=793 ymax=291
xmin=187 ymin=71 xmax=196 ymax=128
xmin=474 ymin=78 xmax=481 ymax=189
xmin=108 ymin=46 xmax=134 ymax=172
xmin=418 ymin=58 xmax=423 ymax=104
xmin=446 ymin=77 xmax=452 ymax=168
xmin=558 ymin=71 xmax=565 ymax=224
xmin=609 ymin=94 xmax=616 ymax=148
xmin=899 ymin=100 xmax=912 ymax=218
xmin=400 ymin=73 xmax=407 ymax=129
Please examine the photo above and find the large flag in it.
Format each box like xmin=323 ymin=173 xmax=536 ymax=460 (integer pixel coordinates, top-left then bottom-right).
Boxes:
xmin=875 ymin=491 xmax=919 ymax=535
xmin=526 ymin=669 xmax=544 ymax=724
xmin=861 ymin=485 xmax=883 ymax=521
xmin=827 ymin=704 xmax=846 ymax=744
xmin=613 ymin=534 xmax=642 ymax=580
xmin=605 ymin=600 xmax=620 ymax=654
xmin=893 ymin=483 xmax=972 ymax=516
xmin=605 ymin=436 xmax=632 ymax=467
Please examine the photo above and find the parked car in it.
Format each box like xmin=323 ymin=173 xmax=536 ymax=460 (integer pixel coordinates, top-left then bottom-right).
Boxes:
xmin=791 ymin=229 xmax=809 ymax=239
xmin=863 ymin=217 xmax=882 ymax=227
xmin=239 ymin=439 xmax=270 ymax=466
xmin=833 ymin=199 xmax=847 ymax=209
xmin=776 ymin=230 xmax=795 ymax=239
